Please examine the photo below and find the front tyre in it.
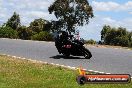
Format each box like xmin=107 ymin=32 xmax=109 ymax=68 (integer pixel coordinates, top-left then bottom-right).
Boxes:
xmin=82 ymin=47 xmax=92 ymax=59
xmin=84 ymin=52 xmax=92 ymax=59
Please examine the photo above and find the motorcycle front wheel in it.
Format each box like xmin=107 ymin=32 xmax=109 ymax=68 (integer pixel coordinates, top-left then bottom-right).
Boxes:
xmin=82 ymin=47 xmax=92 ymax=59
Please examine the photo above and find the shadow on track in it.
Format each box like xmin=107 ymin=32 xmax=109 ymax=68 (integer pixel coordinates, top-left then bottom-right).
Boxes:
xmin=50 ymin=55 xmax=86 ymax=59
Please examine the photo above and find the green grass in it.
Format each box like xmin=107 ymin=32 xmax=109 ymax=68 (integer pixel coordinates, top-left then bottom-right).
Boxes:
xmin=0 ymin=55 xmax=131 ymax=88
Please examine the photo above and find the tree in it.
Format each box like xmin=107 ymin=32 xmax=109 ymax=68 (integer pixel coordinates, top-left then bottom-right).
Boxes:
xmin=29 ymin=18 xmax=48 ymax=33
xmin=0 ymin=26 xmax=18 ymax=38
xmin=6 ymin=12 xmax=20 ymax=30
xmin=101 ymin=25 xmax=111 ymax=41
xmin=48 ymin=0 xmax=94 ymax=33
xmin=117 ymin=27 xmax=128 ymax=37
xmin=101 ymin=25 xmax=132 ymax=47
xmin=17 ymin=26 xmax=29 ymax=40
xmin=128 ymin=32 xmax=132 ymax=42
xmin=104 ymin=28 xmax=117 ymax=45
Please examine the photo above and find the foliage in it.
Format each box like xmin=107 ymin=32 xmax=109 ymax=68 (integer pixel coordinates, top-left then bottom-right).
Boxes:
xmin=48 ymin=0 xmax=94 ymax=33
xmin=31 ymin=31 xmax=53 ymax=41
xmin=48 ymin=20 xmax=63 ymax=32
xmin=101 ymin=25 xmax=111 ymax=40
xmin=85 ymin=39 xmax=96 ymax=44
xmin=17 ymin=26 xmax=34 ymax=40
xmin=0 ymin=12 xmax=53 ymax=41
xmin=28 ymin=18 xmax=49 ymax=33
xmin=101 ymin=25 xmax=132 ymax=47
xmin=6 ymin=12 xmax=20 ymax=30
xmin=0 ymin=26 xmax=18 ymax=39
xmin=0 ymin=1 xmax=94 ymax=41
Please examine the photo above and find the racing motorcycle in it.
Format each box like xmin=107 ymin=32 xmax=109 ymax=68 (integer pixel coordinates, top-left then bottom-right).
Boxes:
xmin=55 ymin=31 xmax=92 ymax=59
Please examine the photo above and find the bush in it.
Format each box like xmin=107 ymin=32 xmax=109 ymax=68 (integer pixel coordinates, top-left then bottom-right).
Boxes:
xmin=110 ymin=36 xmax=129 ymax=47
xmin=120 ymin=36 xmax=129 ymax=47
xmin=31 ymin=31 xmax=53 ymax=41
xmin=101 ymin=25 xmax=132 ymax=47
xmin=0 ymin=26 xmax=18 ymax=39
xmin=85 ymin=39 xmax=96 ymax=44
xmin=17 ymin=26 xmax=34 ymax=40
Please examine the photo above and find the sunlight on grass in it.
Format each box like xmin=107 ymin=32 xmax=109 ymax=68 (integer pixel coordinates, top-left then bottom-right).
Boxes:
xmin=0 ymin=55 xmax=131 ymax=88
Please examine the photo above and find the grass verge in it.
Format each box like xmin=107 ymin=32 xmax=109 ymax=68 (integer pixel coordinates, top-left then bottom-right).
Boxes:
xmin=0 ymin=55 xmax=131 ymax=88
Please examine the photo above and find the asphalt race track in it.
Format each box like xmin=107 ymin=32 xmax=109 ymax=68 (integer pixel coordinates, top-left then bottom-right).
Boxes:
xmin=0 ymin=38 xmax=132 ymax=75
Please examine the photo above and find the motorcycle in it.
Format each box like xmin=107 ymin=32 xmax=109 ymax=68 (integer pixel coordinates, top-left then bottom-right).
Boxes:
xmin=55 ymin=31 xmax=92 ymax=59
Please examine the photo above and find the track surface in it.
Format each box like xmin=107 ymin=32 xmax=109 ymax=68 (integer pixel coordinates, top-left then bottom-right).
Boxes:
xmin=0 ymin=38 xmax=132 ymax=75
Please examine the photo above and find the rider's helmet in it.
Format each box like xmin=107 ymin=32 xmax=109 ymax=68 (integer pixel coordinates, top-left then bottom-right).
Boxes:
xmin=62 ymin=31 xmax=68 ymax=38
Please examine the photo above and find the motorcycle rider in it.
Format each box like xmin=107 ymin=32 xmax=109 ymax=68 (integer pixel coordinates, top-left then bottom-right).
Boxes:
xmin=54 ymin=31 xmax=92 ymax=59
xmin=55 ymin=31 xmax=69 ymax=54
